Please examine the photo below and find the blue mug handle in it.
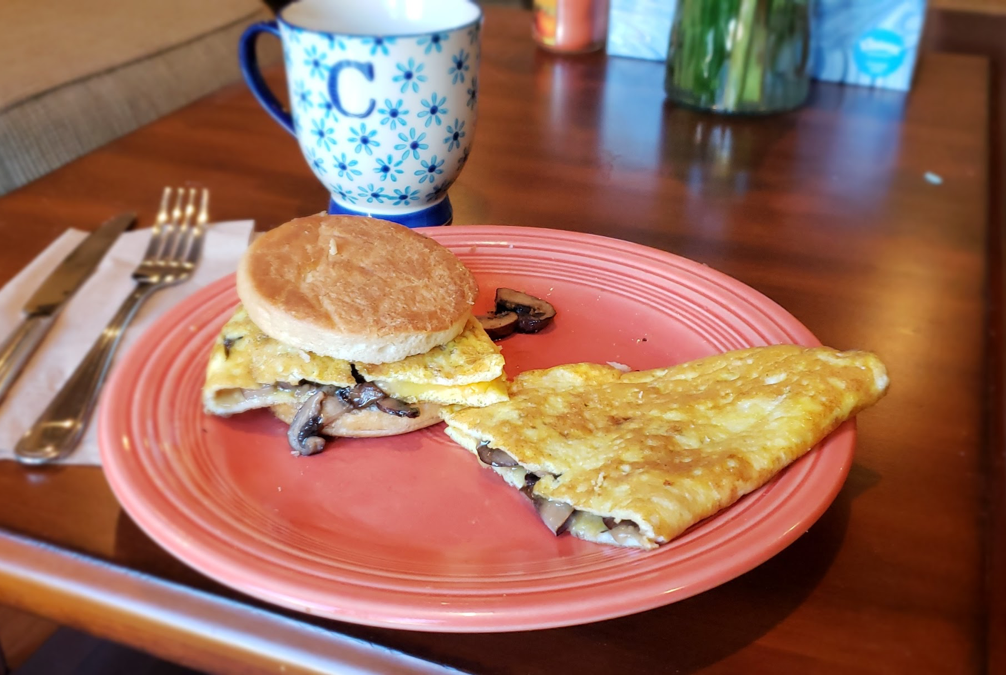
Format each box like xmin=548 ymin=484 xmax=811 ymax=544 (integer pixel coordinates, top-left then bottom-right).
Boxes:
xmin=238 ymin=21 xmax=295 ymax=135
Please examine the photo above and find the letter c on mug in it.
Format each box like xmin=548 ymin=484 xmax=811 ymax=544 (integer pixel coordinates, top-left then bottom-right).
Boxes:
xmin=328 ymin=61 xmax=376 ymax=118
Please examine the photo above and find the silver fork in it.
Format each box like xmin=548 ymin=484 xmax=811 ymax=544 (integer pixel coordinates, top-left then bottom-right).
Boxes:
xmin=15 ymin=187 xmax=209 ymax=465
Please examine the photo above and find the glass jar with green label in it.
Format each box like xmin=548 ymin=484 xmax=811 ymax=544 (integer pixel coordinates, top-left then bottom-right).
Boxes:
xmin=665 ymin=0 xmax=811 ymax=114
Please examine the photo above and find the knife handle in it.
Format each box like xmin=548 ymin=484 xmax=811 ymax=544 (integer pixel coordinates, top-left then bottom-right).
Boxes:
xmin=0 ymin=314 xmax=55 ymax=407
xmin=15 ymin=284 xmax=152 ymax=465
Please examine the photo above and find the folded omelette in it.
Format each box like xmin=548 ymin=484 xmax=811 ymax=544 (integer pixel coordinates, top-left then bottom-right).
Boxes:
xmin=442 ymin=345 xmax=889 ymax=549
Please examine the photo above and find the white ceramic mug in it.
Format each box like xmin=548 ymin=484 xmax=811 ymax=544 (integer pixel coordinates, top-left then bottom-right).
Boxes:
xmin=240 ymin=0 xmax=482 ymax=227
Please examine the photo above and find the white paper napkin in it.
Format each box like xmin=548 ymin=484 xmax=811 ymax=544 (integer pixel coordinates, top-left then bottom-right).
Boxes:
xmin=0 ymin=220 xmax=254 ymax=465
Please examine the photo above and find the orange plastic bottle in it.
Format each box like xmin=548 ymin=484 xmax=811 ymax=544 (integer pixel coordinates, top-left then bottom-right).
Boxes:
xmin=532 ymin=0 xmax=609 ymax=54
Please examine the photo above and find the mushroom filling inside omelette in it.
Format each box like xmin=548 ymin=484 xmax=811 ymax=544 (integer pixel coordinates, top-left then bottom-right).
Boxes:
xmin=441 ymin=347 xmax=890 ymax=549
xmin=475 ymin=441 xmax=652 ymax=547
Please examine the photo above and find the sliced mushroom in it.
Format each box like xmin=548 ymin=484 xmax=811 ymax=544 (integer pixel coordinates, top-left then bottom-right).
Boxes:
xmin=476 ymin=311 xmax=519 ymax=340
xmin=375 ymin=397 xmax=421 ymax=417
xmin=476 ymin=441 xmax=519 ymax=467
xmin=520 ymin=472 xmax=541 ymax=499
xmin=319 ymin=392 xmax=351 ymax=425
xmin=534 ymin=497 xmax=575 ymax=535
xmin=606 ymin=521 xmax=650 ymax=547
xmin=222 ymin=335 xmax=243 ymax=358
xmin=287 ymin=390 xmax=328 ymax=456
xmin=495 ymin=288 xmax=556 ymax=333
xmin=516 ymin=311 xmax=554 ymax=333
xmin=339 ymin=382 xmax=386 ymax=409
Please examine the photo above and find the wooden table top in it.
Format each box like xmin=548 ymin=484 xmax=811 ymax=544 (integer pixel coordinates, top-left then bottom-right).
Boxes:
xmin=0 ymin=6 xmax=994 ymax=674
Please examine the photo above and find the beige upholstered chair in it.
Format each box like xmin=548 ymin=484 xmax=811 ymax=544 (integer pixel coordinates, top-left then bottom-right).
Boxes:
xmin=0 ymin=0 xmax=281 ymax=195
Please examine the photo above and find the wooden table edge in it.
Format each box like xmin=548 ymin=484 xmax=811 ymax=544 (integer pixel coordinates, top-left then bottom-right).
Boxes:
xmin=0 ymin=528 xmax=459 ymax=675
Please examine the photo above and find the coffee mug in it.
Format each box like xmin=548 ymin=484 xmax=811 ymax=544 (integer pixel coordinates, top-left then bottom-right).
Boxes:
xmin=239 ymin=0 xmax=482 ymax=227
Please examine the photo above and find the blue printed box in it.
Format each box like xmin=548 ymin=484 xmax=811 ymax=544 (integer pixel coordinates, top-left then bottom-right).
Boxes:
xmin=809 ymin=0 xmax=927 ymax=91
xmin=606 ymin=0 xmax=676 ymax=62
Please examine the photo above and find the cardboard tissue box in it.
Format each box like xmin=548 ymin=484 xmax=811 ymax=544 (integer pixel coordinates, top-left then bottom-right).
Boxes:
xmin=606 ymin=0 xmax=676 ymax=62
xmin=809 ymin=0 xmax=927 ymax=91
xmin=607 ymin=0 xmax=926 ymax=92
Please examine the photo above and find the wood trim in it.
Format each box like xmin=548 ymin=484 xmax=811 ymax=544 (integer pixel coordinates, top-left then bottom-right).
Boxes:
xmin=0 ymin=530 xmax=455 ymax=675
xmin=924 ymin=9 xmax=1006 ymax=674
xmin=988 ymin=59 xmax=1005 ymax=675
xmin=929 ymin=0 xmax=1006 ymax=14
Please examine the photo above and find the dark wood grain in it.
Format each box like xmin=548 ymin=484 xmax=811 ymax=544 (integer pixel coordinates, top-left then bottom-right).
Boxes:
xmin=924 ymin=10 xmax=1006 ymax=674
xmin=0 ymin=6 xmax=993 ymax=674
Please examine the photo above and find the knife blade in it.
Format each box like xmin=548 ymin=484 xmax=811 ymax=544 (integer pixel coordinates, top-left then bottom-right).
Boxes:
xmin=0 ymin=212 xmax=136 ymax=406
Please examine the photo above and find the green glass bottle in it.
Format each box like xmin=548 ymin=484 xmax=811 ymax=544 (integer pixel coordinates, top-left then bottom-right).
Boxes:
xmin=665 ymin=0 xmax=811 ymax=114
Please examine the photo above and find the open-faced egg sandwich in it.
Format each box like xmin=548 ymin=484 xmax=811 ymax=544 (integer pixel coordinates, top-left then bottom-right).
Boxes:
xmin=202 ymin=214 xmax=507 ymax=455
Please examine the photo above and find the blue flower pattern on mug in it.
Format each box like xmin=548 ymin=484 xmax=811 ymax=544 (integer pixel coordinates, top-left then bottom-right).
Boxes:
xmin=375 ymin=155 xmax=404 ymax=182
xmin=418 ymin=33 xmax=448 ymax=54
xmin=467 ymin=77 xmax=478 ymax=109
xmin=285 ymin=26 xmax=479 ymax=214
xmin=311 ymin=118 xmax=336 ymax=150
xmin=316 ymin=93 xmax=338 ymax=121
xmin=348 ymin=124 xmax=380 ymax=155
xmin=395 ymin=129 xmax=428 ymax=160
xmin=393 ymin=186 xmax=421 ymax=205
xmin=293 ymin=80 xmax=312 ymax=108
xmin=364 ymin=36 xmax=397 ymax=56
xmin=418 ymin=93 xmax=447 ymax=127
xmin=449 ymin=50 xmax=469 ymax=84
xmin=425 ymin=181 xmax=450 ymax=204
xmin=334 ymin=184 xmax=357 ymax=204
xmin=444 ymin=119 xmax=466 ymax=151
xmin=334 ymin=153 xmax=362 ymax=180
xmin=306 ymin=147 xmax=326 ymax=174
xmin=457 ymin=144 xmax=471 ymax=169
xmin=358 ymin=184 xmax=388 ymax=204
xmin=394 ymin=58 xmax=427 ymax=94
xmin=303 ymin=45 xmax=328 ymax=79
xmin=378 ymin=99 xmax=409 ymax=129
xmin=416 ymin=155 xmax=444 ymax=184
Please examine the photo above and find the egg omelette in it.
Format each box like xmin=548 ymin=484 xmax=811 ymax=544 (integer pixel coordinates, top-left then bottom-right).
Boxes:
xmin=442 ymin=345 xmax=889 ymax=549
xmin=203 ymin=304 xmax=508 ymax=420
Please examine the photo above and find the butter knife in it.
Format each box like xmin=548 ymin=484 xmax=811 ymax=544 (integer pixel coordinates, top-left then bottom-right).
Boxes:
xmin=0 ymin=213 xmax=136 ymax=406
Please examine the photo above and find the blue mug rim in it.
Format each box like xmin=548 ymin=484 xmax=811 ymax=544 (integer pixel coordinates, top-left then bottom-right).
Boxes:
xmin=277 ymin=2 xmax=483 ymax=40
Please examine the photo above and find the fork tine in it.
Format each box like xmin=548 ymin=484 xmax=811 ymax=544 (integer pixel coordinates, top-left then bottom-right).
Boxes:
xmin=183 ymin=188 xmax=210 ymax=267
xmin=198 ymin=188 xmax=210 ymax=227
xmin=156 ymin=188 xmax=185 ymax=262
xmin=168 ymin=188 xmax=197 ymax=263
xmin=142 ymin=187 xmax=173 ymax=262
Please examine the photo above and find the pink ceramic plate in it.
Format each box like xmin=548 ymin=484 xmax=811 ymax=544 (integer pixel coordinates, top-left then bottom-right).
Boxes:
xmin=98 ymin=226 xmax=854 ymax=632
